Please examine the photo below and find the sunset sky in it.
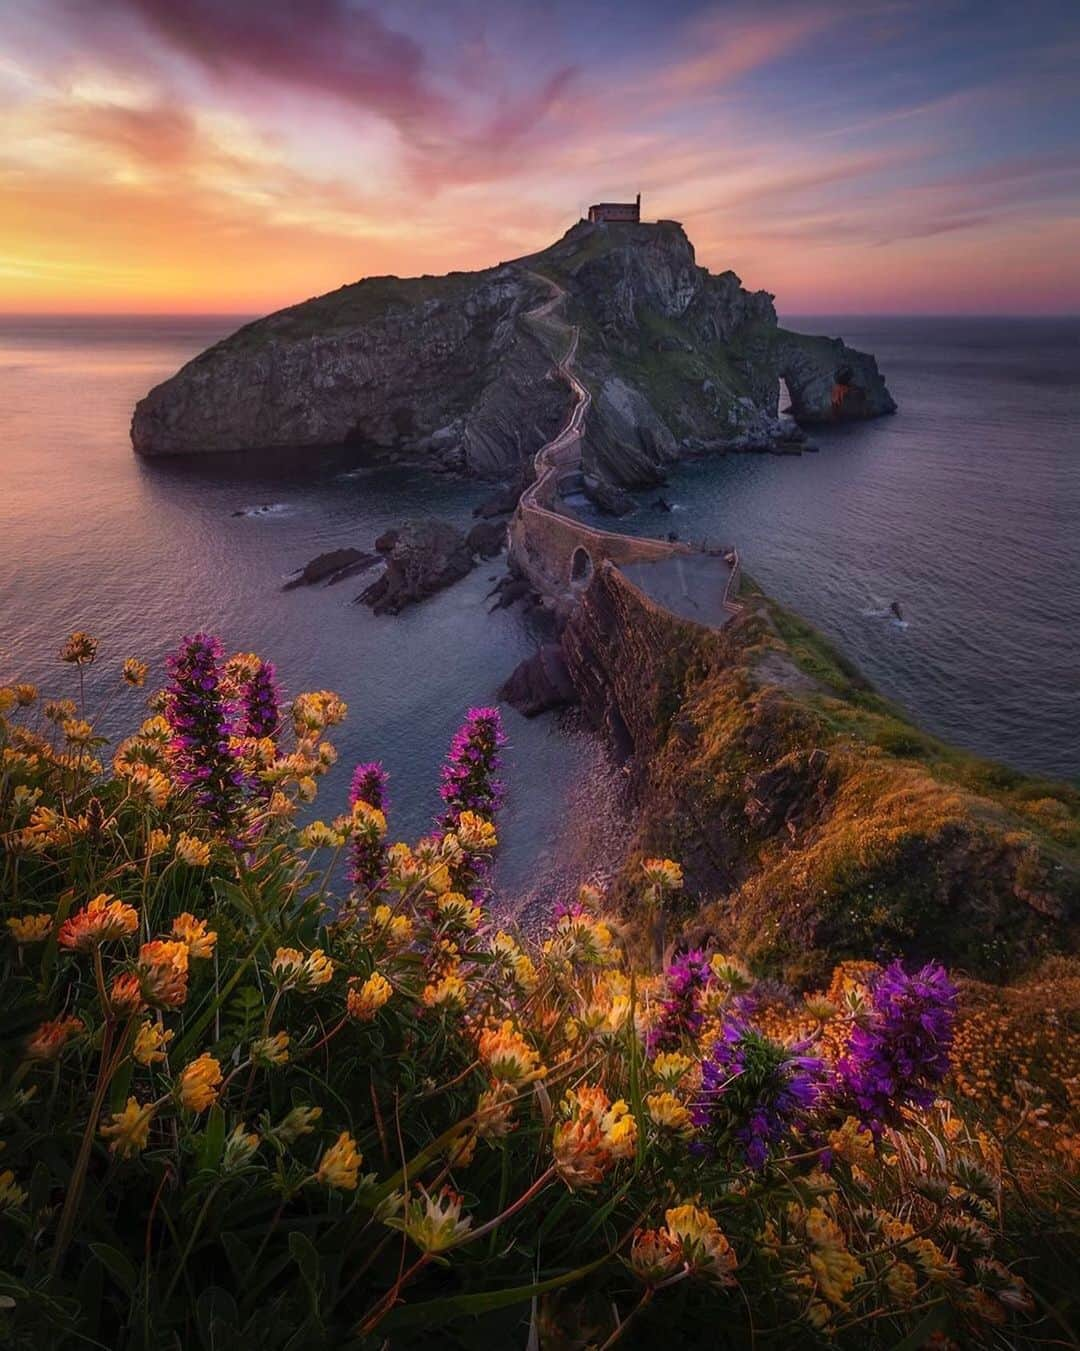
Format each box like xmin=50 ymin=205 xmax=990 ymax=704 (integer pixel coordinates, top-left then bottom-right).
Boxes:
xmin=2 ymin=0 xmax=1078 ymax=315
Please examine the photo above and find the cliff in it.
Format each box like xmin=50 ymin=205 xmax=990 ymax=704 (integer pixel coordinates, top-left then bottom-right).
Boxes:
xmin=131 ymin=220 xmax=894 ymax=476
xmin=562 ymin=563 xmax=1079 ymax=985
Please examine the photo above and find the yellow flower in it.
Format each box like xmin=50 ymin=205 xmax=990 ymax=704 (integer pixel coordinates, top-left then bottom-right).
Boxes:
xmin=645 ymin=1091 xmax=692 ymax=1134
xmin=803 ymin=1206 xmax=865 ymax=1308
xmin=270 ymin=946 xmax=333 ymax=991
xmin=122 ymin=657 xmax=149 ymax=687
xmin=476 ymin=1081 xmax=517 ymax=1141
xmin=171 ymin=912 xmax=217 ymax=959
xmin=147 ymin=827 xmax=171 ymax=857
xmin=453 ymin=810 xmax=497 ymax=852
xmin=477 ymin=1020 xmax=546 ymax=1084
xmin=828 ymin=1116 xmax=875 ymax=1169
xmin=651 ymin=1051 xmax=693 ymax=1088
xmin=133 ymin=1020 xmax=173 ymax=1066
xmin=297 ymin=776 xmax=317 ymax=802
xmin=663 ymin=1204 xmax=737 ymax=1285
xmin=315 ymin=1131 xmax=362 ymax=1190
xmin=390 ymin=1187 xmax=473 ymax=1253
xmin=421 ymin=970 xmax=467 ymax=1010
xmin=347 ymin=972 xmax=393 ymax=1022
xmin=175 ymin=832 xmax=211 ymax=867
xmin=124 ymin=764 xmax=171 ymax=809
xmin=0 ymin=1169 xmax=28 ymax=1210
xmin=641 ymin=857 xmax=683 ymax=904
xmin=7 ymin=913 xmax=52 ymax=944
xmin=886 ymin=1260 xmax=919 ymax=1304
xmin=11 ymin=683 xmax=37 ymax=706
xmin=436 ymin=891 xmax=483 ymax=930
xmin=44 ymin=697 xmax=77 ymax=723
xmin=351 ymin=799 xmax=387 ymax=835
xmin=298 ymin=820 xmax=345 ymax=849
xmin=252 ymin=1031 xmax=291 ymax=1066
xmin=369 ymin=904 xmax=413 ymax=948
xmin=100 ymin=1097 xmax=154 ymax=1158
xmin=178 ymin=1053 xmax=222 ymax=1112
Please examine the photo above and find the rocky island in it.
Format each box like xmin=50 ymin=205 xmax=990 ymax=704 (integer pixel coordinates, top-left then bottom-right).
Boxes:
xmin=131 ymin=217 xmax=894 ymax=481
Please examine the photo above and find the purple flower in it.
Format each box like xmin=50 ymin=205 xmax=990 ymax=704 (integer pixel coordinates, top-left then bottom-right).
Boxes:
xmin=165 ymin=633 xmax=246 ymax=830
xmin=647 ymin=949 xmax=712 ymax=1055
xmin=692 ymin=1020 xmax=825 ymax=1170
xmin=348 ymin=761 xmax=389 ymax=889
xmin=438 ymin=707 xmax=506 ymax=826
xmin=837 ymin=960 xmax=957 ymax=1132
xmin=437 ymin=707 xmax=506 ymax=895
xmin=239 ymin=658 xmax=280 ymax=740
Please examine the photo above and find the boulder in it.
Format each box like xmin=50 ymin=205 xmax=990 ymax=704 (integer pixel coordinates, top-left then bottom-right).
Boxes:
xmin=282 ymin=547 xmax=379 ymax=590
xmin=498 ymin=644 xmax=578 ymax=717
xmin=466 ymin=520 xmax=506 ymax=558
xmin=357 ymin=518 xmax=475 ymax=615
xmin=582 ymin=474 xmax=635 ymax=516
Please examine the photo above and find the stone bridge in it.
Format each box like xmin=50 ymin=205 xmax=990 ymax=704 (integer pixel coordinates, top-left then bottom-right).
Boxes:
xmin=508 ymin=279 xmax=742 ymax=630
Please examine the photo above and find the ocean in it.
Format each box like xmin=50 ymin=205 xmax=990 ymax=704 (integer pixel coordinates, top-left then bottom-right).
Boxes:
xmin=1 ymin=314 xmax=1076 ymax=907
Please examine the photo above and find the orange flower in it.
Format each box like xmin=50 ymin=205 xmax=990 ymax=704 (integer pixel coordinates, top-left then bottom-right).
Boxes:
xmin=552 ymin=1085 xmax=637 ymax=1190
xmin=171 ymin=913 xmax=216 ymax=959
xmin=58 ymin=893 xmax=138 ymax=951
xmin=110 ymin=972 xmax=148 ymax=1016
xmin=137 ymin=939 xmax=190 ymax=1008
xmin=26 ymin=1015 xmax=84 ymax=1060
xmin=6 ymin=914 xmax=51 ymax=944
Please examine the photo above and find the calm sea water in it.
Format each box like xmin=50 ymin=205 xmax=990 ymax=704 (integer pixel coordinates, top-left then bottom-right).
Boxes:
xmin=0 ymin=315 xmax=626 ymax=913
xmin=0 ymin=311 xmax=1076 ymax=922
xmin=587 ymin=316 xmax=1080 ymax=782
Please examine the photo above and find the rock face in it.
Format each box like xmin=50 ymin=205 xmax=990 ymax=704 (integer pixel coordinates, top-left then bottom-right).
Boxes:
xmin=498 ymin=644 xmax=577 ymax=717
xmin=132 ymin=220 xmax=895 ymax=477
xmin=560 ymin=563 xmax=1078 ymax=985
xmin=357 ymin=518 xmax=474 ymax=615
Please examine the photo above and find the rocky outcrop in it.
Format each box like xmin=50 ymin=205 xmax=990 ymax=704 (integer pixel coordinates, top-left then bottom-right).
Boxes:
xmin=466 ymin=520 xmax=506 ymax=558
xmin=356 ymin=518 xmax=474 ymax=615
xmin=561 ymin=562 xmax=1078 ymax=985
xmin=131 ymin=220 xmax=895 ymax=474
xmin=282 ymin=547 xmax=379 ymax=590
xmin=498 ymin=643 xmax=577 ymax=717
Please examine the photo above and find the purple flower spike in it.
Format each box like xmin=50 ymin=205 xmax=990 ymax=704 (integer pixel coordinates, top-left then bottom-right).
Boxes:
xmin=647 ymin=949 xmax=713 ymax=1055
xmin=240 ymin=658 xmax=281 ymax=740
xmin=165 ymin=633 xmax=246 ymax=830
xmin=348 ymin=761 xmax=389 ymax=889
xmin=837 ymin=960 xmax=957 ymax=1132
xmin=692 ymin=1019 xmax=826 ymax=1170
xmin=438 ymin=707 xmax=506 ymax=825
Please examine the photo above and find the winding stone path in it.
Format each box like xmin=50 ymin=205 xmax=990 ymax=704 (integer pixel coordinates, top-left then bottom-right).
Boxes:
xmin=508 ymin=275 xmax=742 ymax=630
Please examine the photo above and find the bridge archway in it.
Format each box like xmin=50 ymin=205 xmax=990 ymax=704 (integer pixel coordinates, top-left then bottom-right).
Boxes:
xmin=570 ymin=545 xmax=594 ymax=587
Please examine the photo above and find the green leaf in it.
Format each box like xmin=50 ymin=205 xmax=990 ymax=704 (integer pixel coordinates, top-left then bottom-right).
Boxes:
xmin=288 ymin=1230 xmax=323 ymax=1318
xmin=378 ymin=1255 xmax=610 ymax=1332
xmin=198 ymin=1104 xmax=227 ymax=1172
xmin=196 ymin=1286 xmax=240 ymax=1349
xmin=89 ymin=1241 xmax=138 ymax=1297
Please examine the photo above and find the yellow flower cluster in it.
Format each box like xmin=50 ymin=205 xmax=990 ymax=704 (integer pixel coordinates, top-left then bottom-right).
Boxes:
xmin=552 ymin=1084 xmax=637 ymax=1189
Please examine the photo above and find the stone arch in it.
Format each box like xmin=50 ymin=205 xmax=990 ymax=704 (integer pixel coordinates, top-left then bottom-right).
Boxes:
xmin=570 ymin=545 xmax=594 ymax=586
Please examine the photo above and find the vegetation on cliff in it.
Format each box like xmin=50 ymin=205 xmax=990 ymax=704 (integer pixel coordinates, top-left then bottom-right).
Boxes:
xmin=563 ymin=565 xmax=1079 ymax=988
xmin=2 ymin=633 xmax=1077 ymax=1348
